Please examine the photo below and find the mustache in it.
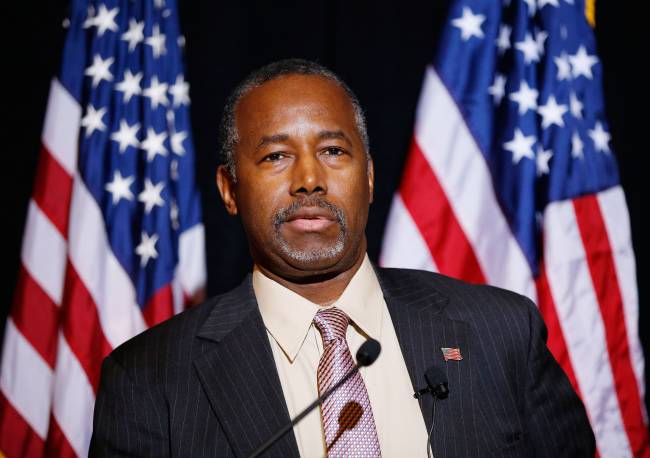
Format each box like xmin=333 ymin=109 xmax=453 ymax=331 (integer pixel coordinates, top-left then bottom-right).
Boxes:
xmin=273 ymin=196 xmax=346 ymax=230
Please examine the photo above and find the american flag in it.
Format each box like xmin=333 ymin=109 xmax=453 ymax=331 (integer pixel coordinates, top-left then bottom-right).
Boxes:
xmin=441 ymin=347 xmax=463 ymax=362
xmin=0 ymin=0 xmax=206 ymax=456
xmin=381 ymin=0 xmax=647 ymax=456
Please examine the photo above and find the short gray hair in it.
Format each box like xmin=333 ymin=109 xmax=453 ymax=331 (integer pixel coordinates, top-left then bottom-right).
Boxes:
xmin=218 ymin=58 xmax=369 ymax=180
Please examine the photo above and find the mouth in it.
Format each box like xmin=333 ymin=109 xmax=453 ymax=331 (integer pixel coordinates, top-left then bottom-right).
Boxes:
xmin=284 ymin=208 xmax=337 ymax=232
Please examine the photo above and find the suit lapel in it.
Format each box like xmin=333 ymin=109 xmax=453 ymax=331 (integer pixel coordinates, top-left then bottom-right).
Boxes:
xmin=376 ymin=269 xmax=474 ymax=442
xmin=193 ymin=276 xmax=300 ymax=458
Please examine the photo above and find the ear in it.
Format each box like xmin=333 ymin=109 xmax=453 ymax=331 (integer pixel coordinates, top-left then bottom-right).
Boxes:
xmin=367 ymin=157 xmax=375 ymax=204
xmin=216 ymin=165 xmax=238 ymax=215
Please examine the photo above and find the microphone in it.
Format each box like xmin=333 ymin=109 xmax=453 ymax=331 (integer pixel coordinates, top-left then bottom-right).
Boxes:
xmin=413 ymin=366 xmax=449 ymax=458
xmin=413 ymin=366 xmax=449 ymax=400
xmin=248 ymin=339 xmax=381 ymax=458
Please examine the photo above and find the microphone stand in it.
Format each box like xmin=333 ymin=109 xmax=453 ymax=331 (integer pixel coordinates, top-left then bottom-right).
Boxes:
xmin=248 ymin=362 xmax=361 ymax=458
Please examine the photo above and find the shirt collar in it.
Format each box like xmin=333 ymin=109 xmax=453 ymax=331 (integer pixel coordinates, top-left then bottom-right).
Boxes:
xmin=253 ymin=254 xmax=383 ymax=362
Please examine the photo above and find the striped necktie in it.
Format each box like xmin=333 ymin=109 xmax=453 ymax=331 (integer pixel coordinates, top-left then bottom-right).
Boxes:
xmin=313 ymin=307 xmax=381 ymax=457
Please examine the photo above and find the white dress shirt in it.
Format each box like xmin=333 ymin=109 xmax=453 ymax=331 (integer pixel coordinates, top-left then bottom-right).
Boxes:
xmin=253 ymin=254 xmax=430 ymax=457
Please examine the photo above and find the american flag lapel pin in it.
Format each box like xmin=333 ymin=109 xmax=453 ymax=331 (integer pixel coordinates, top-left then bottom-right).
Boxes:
xmin=441 ymin=347 xmax=463 ymax=361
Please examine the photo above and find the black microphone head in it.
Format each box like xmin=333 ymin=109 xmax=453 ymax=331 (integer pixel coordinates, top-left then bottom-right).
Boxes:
xmin=424 ymin=366 xmax=449 ymax=399
xmin=356 ymin=339 xmax=381 ymax=367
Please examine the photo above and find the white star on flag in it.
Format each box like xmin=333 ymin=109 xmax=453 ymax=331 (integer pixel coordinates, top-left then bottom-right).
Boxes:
xmin=571 ymin=131 xmax=584 ymax=159
xmin=110 ymin=120 xmax=140 ymax=153
xmin=569 ymin=45 xmax=598 ymax=79
xmin=171 ymin=131 xmax=188 ymax=155
xmin=105 ymin=170 xmax=135 ymax=204
xmin=536 ymin=146 xmax=553 ymax=176
xmin=143 ymin=76 xmax=169 ymax=109
xmin=554 ymin=53 xmax=572 ymax=81
xmin=121 ymin=18 xmax=144 ymax=52
xmin=588 ymin=122 xmax=611 ymax=153
xmin=523 ymin=0 xmax=536 ymax=16
xmin=170 ymin=159 xmax=179 ymax=181
xmin=169 ymin=75 xmax=190 ymax=107
xmin=136 ymin=232 xmax=159 ymax=267
xmin=451 ymin=7 xmax=486 ymax=41
xmin=145 ymin=24 xmax=167 ymax=58
xmin=509 ymin=80 xmax=538 ymax=115
xmin=535 ymin=29 xmax=548 ymax=55
xmin=93 ymin=4 xmax=119 ymax=36
xmin=515 ymin=33 xmax=540 ymax=64
xmin=538 ymin=0 xmax=560 ymax=8
xmin=537 ymin=95 xmax=568 ymax=129
xmin=138 ymin=178 xmax=165 ymax=213
xmin=496 ymin=24 xmax=511 ymax=54
xmin=170 ymin=199 xmax=180 ymax=230
xmin=570 ymin=92 xmax=583 ymax=118
xmin=504 ymin=128 xmax=536 ymax=164
xmin=85 ymin=54 xmax=114 ymax=87
xmin=81 ymin=105 xmax=107 ymax=137
xmin=488 ymin=74 xmax=507 ymax=105
xmin=141 ymin=127 xmax=168 ymax=161
xmin=115 ymin=70 xmax=143 ymax=103
xmin=82 ymin=4 xmax=96 ymax=28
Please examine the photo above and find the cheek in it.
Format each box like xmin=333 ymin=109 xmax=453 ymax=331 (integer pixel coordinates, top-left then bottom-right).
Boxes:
xmin=237 ymin=180 xmax=285 ymax=232
xmin=334 ymin=170 xmax=371 ymax=225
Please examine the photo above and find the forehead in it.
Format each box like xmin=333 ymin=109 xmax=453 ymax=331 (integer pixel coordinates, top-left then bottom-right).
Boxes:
xmin=234 ymin=74 xmax=358 ymax=137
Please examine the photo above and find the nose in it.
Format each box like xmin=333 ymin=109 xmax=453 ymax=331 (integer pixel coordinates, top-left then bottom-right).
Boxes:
xmin=290 ymin=152 xmax=327 ymax=196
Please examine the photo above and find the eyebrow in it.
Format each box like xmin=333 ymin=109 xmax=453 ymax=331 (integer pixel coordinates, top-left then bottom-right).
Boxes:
xmin=256 ymin=134 xmax=290 ymax=150
xmin=255 ymin=130 xmax=352 ymax=150
xmin=317 ymin=130 xmax=352 ymax=145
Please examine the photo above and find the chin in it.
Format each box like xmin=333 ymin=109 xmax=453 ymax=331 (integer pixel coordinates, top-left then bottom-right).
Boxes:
xmin=266 ymin=230 xmax=364 ymax=278
xmin=280 ymin=240 xmax=346 ymax=270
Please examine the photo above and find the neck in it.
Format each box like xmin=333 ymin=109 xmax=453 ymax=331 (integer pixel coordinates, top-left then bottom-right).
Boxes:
xmin=256 ymin=251 xmax=366 ymax=307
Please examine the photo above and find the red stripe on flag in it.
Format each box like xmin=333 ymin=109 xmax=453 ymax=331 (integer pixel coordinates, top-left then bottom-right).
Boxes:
xmin=0 ymin=391 xmax=45 ymax=458
xmin=142 ymin=284 xmax=174 ymax=327
xmin=10 ymin=265 xmax=60 ymax=368
xmin=573 ymin=196 xmax=650 ymax=456
xmin=535 ymin=262 xmax=581 ymax=394
xmin=60 ymin=262 xmax=113 ymax=393
xmin=31 ymin=145 xmax=73 ymax=237
xmin=44 ymin=414 xmax=77 ymax=458
xmin=399 ymin=138 xmax=486 ymax=283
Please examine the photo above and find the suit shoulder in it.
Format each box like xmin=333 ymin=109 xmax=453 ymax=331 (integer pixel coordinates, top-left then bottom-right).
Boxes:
xmin=108 ymin=295 xmax=217 ymax=366
xmin=377 ymin=266 xmax=536 ymax=320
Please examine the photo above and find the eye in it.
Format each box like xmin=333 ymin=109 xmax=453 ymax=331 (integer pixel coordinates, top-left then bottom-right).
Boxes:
xmin=262 ymin=152 xmax=286 ymax=162
xmin=323 ymin=147 xmax=345 ymax=156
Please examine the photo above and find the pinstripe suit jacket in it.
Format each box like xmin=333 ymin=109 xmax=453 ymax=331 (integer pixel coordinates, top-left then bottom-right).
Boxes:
xmin=90 ymin=267 xmax=595 ymax=457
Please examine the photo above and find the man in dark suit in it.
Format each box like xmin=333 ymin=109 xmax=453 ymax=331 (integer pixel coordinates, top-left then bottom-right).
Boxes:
xmin=90 ymin=59 xmax=595 ymax=457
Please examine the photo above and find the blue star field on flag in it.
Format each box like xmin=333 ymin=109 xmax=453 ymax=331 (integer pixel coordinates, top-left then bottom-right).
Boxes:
xmin=60 ymin=0 xmax=202 ymax=309
xmin=433 ymin=0 xmax=618 ymax=274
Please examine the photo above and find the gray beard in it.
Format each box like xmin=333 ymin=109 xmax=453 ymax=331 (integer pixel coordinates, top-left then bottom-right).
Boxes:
xmin=272 ymin=196 xmax=348 ymax=264
xmin=274 ymin=231 xmax=346 ymax=263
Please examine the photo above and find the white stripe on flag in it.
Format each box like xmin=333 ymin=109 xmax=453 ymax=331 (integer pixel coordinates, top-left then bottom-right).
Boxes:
xmin=597 ymin=186 xmax=646 ymax=419
xmin=414 ymin=66 xmax=535 ymax=300
xmin=21 ymin=200 xmax=67 ymax=305
xmin=51 ymin=334 xmax=96 ymax=457
xmin=171 ymin=273 xmax=185 ymax=315
xmin=0 ymin=320 xmax=53 ymax=439
xmin=380 ymin=194 xmax=438 ymax=272
xmin=178 ymin=223 xmax=207 ymax=297
xmin=68 ymin=174 xmax=147 ymax=348
xmin=543 ymin=198 xmax=631 ymax=457
xmin=41 ymin=79 xmax=80 ymax=175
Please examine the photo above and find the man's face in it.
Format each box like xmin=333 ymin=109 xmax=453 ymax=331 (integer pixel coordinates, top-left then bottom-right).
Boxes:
xmin=217 ymin=74 xmax=374 ymax=280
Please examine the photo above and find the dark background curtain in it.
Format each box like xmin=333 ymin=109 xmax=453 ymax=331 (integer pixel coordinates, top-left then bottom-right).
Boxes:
xmin=2 ymin=0 xmax=640 ymax=409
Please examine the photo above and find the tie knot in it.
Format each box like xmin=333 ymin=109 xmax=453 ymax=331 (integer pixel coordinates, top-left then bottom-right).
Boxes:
xmin=313 ymin=307 xmax=349 ymax=344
